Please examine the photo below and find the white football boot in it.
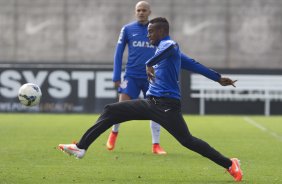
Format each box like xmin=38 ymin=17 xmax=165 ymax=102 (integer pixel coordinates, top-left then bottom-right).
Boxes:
xmin=58 ymin=144 xmax=85 ymax=159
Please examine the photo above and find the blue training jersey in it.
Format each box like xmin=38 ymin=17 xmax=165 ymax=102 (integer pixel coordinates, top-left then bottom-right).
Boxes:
xmin=146 ymin=36 xmax=181 ymax=99
xmin=113 ymin=21 xmax=155 ymax=82
xmin=146 ymin=36 xmax=221 ymax=99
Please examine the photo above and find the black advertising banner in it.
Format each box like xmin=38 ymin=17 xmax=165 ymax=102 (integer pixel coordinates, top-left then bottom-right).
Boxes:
xmin=0 ymin=64 xmax=117 ymax=113
xmin=1 ymin=64 xmax=282 ymax=115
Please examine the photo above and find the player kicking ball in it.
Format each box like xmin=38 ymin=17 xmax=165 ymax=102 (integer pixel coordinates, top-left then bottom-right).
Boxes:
xmin=58 ymin=17 xmax=242 ymax=182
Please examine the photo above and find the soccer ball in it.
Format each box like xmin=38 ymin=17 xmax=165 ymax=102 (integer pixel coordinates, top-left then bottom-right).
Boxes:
xmin=18 ymin=83 xmax=42 ymax=106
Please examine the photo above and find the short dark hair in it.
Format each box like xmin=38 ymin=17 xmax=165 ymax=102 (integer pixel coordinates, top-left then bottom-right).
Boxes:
xmin=149 ymin=17 xmax=169 ymax=34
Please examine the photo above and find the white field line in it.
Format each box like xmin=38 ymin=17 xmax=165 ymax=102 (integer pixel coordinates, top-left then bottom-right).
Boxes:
xmin=243 ymin=116 xmax=282 ymax=142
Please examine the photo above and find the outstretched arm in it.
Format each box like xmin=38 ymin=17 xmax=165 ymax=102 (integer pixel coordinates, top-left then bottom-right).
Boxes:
xmin=181 ymin=53 xmax=237 ymax=87
xmin=180 ymin=53 xmax=221 ymax=82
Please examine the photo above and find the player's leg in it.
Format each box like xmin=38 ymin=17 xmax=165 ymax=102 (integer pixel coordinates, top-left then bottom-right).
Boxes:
xmin=58 ymin=99 xmax=152 ymax=158
xmin=107 ymin=93 xmax=131 ymax=150
xmin=167 ymin=114 xmax=242 ymax=181
xmin=148 ymin=97 xmax=242 ymax=181
xmin=83 ymin=99 xmax=152 ymax=149
xmin=162 ymin=114 xmax=232 ymax=168
xmin=107 ymin=77 xmax=140 ymax=150
xmin=141 ymin=80 xmax=167 ymax=154
xmin=161 ymin=114 xmax=242 ymax=181
xmin=150 ymin=121 xmax=166 ymax=154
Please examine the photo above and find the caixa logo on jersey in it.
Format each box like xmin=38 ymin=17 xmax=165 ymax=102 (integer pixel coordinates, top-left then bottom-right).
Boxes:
xmin=0 ymin=68 xmax=117 ymax=113
xmin=132 ymin=41 xmax=154 ymax=48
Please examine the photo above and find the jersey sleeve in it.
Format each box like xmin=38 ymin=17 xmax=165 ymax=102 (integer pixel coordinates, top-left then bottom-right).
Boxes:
xmin=180 ymin=53 xmax=221 ymax=82
xmin=146 ymin=41 xmax=177 ymax=67
xmin=113 ymin=27 xmax=127 ymax=82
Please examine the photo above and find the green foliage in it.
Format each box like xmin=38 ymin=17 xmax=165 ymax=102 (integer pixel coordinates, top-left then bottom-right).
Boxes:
xmin=0 ymin=114 xmax=281 ymax=184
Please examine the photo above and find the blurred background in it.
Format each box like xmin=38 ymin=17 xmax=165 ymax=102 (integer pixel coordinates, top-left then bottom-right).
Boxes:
xmin=0 ymin=0 xmax=282 ymax=114
xmin=0 ymin=0 xmax=281 ymax=68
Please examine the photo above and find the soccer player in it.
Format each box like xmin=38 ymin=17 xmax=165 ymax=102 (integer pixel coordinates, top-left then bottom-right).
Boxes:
xmin=108 ymin=1 xmax=166 ymax=154
xmin=58 ymin=17 xmax=243 ymax=182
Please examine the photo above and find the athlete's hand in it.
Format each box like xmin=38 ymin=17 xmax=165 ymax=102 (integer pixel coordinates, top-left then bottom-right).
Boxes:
xmin=114 ymin=81 xmax=121 ymax=88
xmin=219 ymin=77 xmax=237 ymax=87
xmin=146 ymin=66 xmax=155 ymax=83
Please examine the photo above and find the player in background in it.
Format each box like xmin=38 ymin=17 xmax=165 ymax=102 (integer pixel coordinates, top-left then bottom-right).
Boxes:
xmin=58 ymin=17 xmax=243 ymax=182
xmin=108 ymin=1 xmax=166 ymax=154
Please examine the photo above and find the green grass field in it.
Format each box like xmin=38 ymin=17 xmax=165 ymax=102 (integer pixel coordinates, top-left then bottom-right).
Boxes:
xmin=0 ymin=114 xmax=281 ymax=184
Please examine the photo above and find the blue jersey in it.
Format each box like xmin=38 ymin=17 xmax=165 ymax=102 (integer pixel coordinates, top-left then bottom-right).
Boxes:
xmin=146 ymin=36 xmax=221 ymax=99
xmin=113 ymin=21 xmax=155 ymax=82
xmin=146 ymin=36 xmax=181 ymax=99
